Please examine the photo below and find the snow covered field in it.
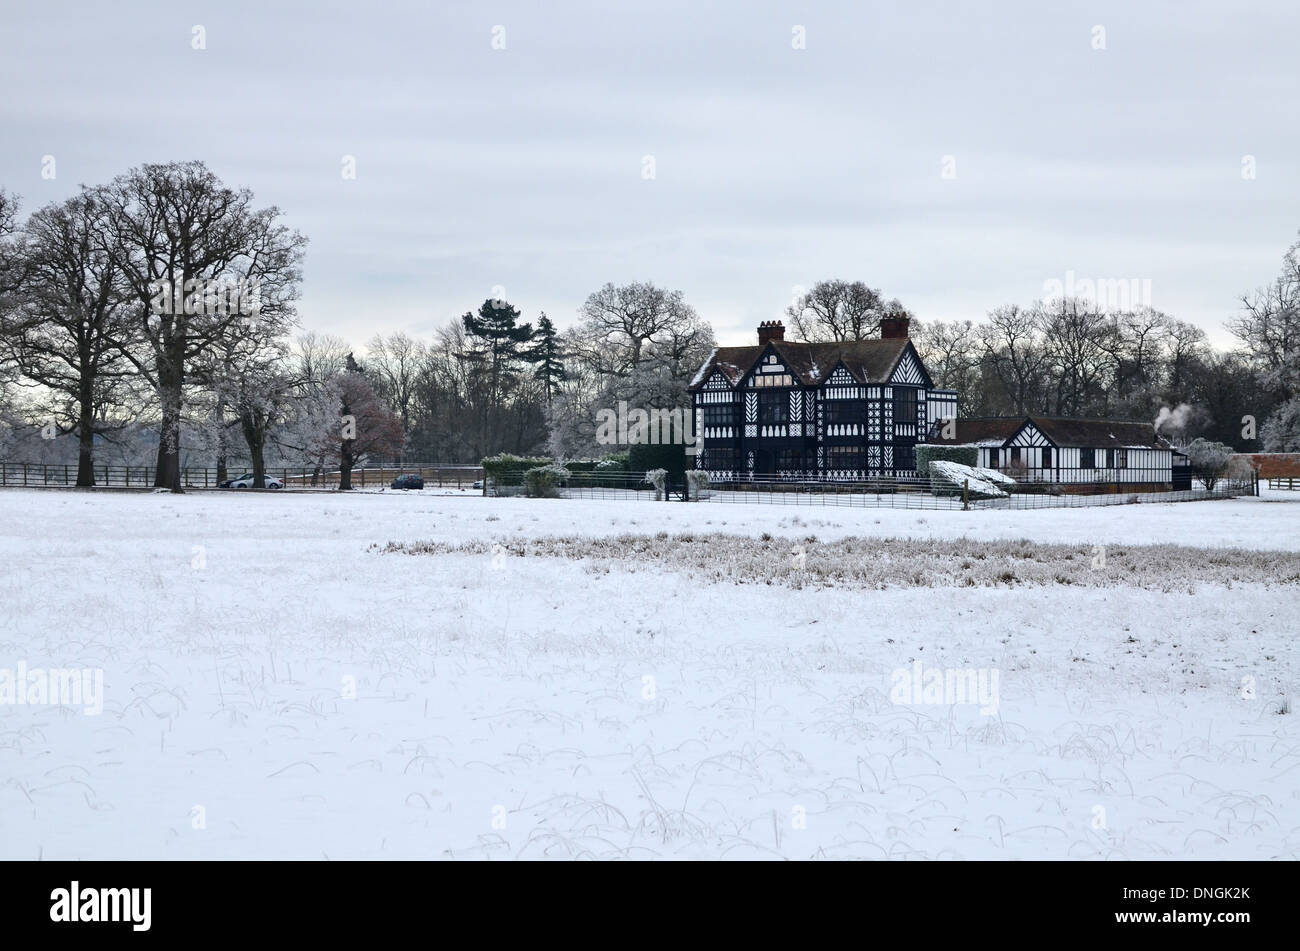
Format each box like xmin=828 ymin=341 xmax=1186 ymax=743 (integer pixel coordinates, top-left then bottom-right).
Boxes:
xmin=1 ymin=487 xmax=1298 ymax=859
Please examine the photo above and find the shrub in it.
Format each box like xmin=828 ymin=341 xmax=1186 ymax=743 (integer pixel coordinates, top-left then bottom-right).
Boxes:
xmin=644 ymin=467 xmax=668 ymax=500
xmin=523 ymin=464 xmax=571 ymax=498
xmin=686 ymin=469 xmax=710 ymax=500
xmin=1184 ymin=438 xmax=1234 ymax=490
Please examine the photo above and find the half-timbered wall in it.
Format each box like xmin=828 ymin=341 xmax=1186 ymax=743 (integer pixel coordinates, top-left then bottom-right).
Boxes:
xmin=693 ymin=341 xmax=951 ymax=482
xmin=926 ymin=389 xmax=959 ymax=432
xmin=963 ymin=423 xmax=1174 ymax=485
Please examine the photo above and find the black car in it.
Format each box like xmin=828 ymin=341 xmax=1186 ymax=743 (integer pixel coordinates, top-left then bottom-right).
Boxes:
xmin=390 ymin=474 xmax=424 ymax=490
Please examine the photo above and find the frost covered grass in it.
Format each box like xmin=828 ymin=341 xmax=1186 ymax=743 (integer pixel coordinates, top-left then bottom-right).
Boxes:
xmin=1 ymin=488 xmax=1298 ymax=859
xmin=388 ymin=533 xmax=1300 ymax=592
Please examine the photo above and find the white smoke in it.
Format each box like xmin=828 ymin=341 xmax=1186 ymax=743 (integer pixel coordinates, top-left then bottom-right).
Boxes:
xmin=1154 ymin=403 xmax=1193 ymax=433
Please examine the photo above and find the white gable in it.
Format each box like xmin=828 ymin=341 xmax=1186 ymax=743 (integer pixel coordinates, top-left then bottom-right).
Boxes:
xmin=1010 ymin=423 xmax=1051 ymax=447
xmin=889 ymin=348 xmax=927 ymax=386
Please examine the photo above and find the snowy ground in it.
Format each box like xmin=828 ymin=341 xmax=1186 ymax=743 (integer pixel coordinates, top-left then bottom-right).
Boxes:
xmin=1 ymin=487 xmax=1298 ymax=859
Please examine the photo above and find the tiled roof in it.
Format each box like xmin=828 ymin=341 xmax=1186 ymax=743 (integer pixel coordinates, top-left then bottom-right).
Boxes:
xmin=931 ymin=416 xmax=1165 ymax=448
xmin=688 ymin=338 xmax=910 ymax=390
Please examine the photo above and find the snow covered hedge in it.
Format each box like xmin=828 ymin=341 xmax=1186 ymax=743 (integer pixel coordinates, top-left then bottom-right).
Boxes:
xmin=917 ymin=444 xmax=979 ymax=495
xmin=524 ymin=464 xmax=571 ymax=498
xmin=930 ymin=460 xmax=1016 ymax=499
xmin=483 ymin=453 xmax=551 ymax=487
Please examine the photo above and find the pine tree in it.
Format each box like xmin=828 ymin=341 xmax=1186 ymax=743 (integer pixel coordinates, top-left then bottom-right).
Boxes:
xmin=523 ymin=312 xmax=566 ymax=405
xmin=461 ymin=298 xmax=534 ymax=453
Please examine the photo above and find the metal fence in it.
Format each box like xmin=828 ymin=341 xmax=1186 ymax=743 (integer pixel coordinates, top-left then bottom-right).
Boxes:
xmin=0 ymin=461 xmax=483 ymax=490
xmin=488 ymin=470 xmax=1258 ymax=510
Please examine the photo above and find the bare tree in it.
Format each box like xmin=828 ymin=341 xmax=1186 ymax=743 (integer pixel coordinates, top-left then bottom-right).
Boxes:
xmin=980 ymin=304 xmax=1048 ymax=414
xmin=1102 ymin=307 xmax=1170 ymax=410
xmin=1165 ymin=319 xmax=1210 ymax=394
xmin=1230 ymin=233 xmax=1300 ymax=402
xmin=578 ymin=282 xmax=700 ymax=372
xmin=330 ymin=355 xmax=404 ymax=490
xmin=785 ymin=279 xmax=894 ymax=342
xmin=1037 ymin=297 xmax=1112 ymax=416
xmin=0 ymin=193 xmax=139 ymax=485
xmin=98 ymin=161 xmax=306 ymax=491
xmin=365 ymin=331 xmax=426 ymax=442
xmin=914 ymin=318 xmax=979 ymax=397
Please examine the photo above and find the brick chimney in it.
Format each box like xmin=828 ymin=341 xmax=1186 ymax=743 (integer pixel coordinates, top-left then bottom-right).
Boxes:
xmin=757 ymin=320 xmax=786 ymax=345
xmin=880 ymin=315 xmax=910 ymax=339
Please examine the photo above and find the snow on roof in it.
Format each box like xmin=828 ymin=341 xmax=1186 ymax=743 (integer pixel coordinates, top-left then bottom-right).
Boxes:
xmin=689 ymin=348 xmax=719 ymax=388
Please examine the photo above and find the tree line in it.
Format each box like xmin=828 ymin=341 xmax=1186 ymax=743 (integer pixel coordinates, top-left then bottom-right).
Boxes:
xmin=0 ymin=162 xmax=1296 ymax=491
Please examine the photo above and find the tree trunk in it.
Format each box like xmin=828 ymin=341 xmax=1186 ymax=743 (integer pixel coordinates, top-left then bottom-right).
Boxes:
xmin=215 ymin=396 xmax=228 ymax=483
xmin=340 ymin=440 xmax=354 ymax=490
xmin=154 ymin=350 xmax=185 ymax=492
xmin=242 ymin=412 xmax=267 ymax=488
xmin=75 ymin=374 xmax=96 ymax=487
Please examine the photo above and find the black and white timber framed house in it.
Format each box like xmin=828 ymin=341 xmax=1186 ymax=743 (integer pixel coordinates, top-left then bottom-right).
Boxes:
xmin=928 ymin=415 xmax=1188 ymax=492
xmin=688 ymin=316 xmax=959 ymax=481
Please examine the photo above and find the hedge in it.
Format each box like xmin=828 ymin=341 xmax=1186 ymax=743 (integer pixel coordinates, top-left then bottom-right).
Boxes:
xmin=482 ymin=453 xmax=551 ymax=487
xmin=629 ymin=443 xmax=688 ymax=480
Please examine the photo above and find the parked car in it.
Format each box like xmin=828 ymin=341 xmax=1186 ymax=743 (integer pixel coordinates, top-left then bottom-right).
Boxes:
xmin=391 ymin=474 xmax=424 ymax=490
xmin=221 ymin=473 xmax=284 ymax=489
xmin=472 ymin=480 xmax=483 ymax=490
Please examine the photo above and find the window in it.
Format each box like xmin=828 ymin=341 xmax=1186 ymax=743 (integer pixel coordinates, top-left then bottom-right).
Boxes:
xmin=702 ymin=404 xmax=734 ymax=428
xmin=893 ymin=388 xmax=918 ymax=424
xmin=1080 ymin=448 xmax=1095 ymax=469
xmin=1010 ymin=446 xmax=1021 ymax=464
xmin=1115 ymin=447 xmax=1127 ymax=469
xmin=827 ymin=446 xmax=864 ymax=471
xmin=706 ymin=448 xmax=736 ymax=471
xmin=1041 ymin=446 xmax=1052 ymax=468
xmin=825 ymin=401 xmax=865 ymax=424
xmin=759 ymin=391 xmax=789 ymax=425
xmin=777 ymin=449 xmax=806 ymax=471
xmin=895 ymin=445 xmax=916 ymax=471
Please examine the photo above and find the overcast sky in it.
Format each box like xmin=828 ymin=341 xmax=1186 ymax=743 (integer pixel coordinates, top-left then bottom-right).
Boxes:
xmin=2 ymin=0 xmax=1296 ymax=349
